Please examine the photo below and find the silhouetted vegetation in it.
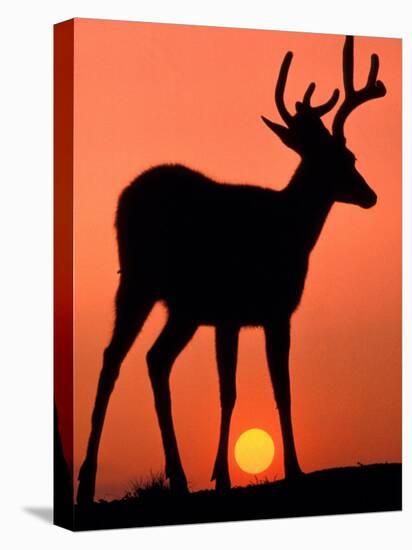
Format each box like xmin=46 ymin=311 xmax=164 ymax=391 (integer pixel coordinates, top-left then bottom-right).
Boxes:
xmin=74 ymin=463 xmax=401 ymax=531
xmin=124 ymin=471 xmax=170 ymax=501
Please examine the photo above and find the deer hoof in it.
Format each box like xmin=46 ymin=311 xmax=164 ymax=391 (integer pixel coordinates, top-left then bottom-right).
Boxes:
xmin=169 ymin=475 xmax=189 ymax=496
xmin=215 ymin=476 xmax=231 ymax=494
xmin=77 ymin=462 xmax=96 ymax=505
xmin=285 ymin=465 xmax=304 ymax=481
xmin=77 ymin=482 xmax=95 ymax=505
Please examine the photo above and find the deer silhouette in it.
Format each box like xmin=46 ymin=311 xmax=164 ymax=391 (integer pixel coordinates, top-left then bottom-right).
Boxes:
xmin=77 ymin=35 xmax=386 ymax=504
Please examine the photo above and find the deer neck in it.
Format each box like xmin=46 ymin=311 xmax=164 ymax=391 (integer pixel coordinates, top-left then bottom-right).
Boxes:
xmin=283 ymin=160 xmax=334 ymax=253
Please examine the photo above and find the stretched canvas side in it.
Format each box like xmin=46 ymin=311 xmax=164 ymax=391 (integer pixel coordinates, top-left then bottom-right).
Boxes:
xmin=53 ymin=18 xmax=75 ymax=531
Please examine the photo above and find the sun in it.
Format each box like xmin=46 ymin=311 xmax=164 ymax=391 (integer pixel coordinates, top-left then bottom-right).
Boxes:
xmin=234 ymin=428 xmax=275 ymax=474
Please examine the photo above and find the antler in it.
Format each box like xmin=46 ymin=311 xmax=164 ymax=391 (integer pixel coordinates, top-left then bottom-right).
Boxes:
xmin=332 ymin=35 xmax=386 ymax=141
xmin=267 ymin=51 xmax=340 ymax=128
xmin=273 ymin=51 xmax=294 ymax=125
xmin=299 ymin=82 xmax=340 ymax=117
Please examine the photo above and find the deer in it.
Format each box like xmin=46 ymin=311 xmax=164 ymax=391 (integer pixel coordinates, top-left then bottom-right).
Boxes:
xmin=76 ymin=35 xmax=386 ymax=504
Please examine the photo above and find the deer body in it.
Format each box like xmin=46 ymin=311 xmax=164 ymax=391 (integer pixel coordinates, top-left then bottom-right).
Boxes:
xmin=77 ymin=36 xmax=386 ymax=504
xmin=116 ymin=163 xmax=320 ymax=326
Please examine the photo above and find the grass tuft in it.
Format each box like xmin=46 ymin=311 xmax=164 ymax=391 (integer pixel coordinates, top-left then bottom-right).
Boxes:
xmin=123 ymin=471 xmax=170 ymax=501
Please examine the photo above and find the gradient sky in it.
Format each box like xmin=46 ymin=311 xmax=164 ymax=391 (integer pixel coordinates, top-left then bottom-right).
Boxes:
xmin=71 ymin=19 xmax=401 ymax=500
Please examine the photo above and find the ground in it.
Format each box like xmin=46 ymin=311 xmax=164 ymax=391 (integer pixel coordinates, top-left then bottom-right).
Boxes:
xmin=72 ymin=463 xmax=401 ymax=531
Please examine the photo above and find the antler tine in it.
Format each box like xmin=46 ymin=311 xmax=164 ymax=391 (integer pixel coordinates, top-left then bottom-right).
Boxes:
xmin=299 ymin=81 xmax=340 ymax=117
xmin=343 ymin=35 xmax=355 ymax=95
xmin=311 ymin=88 xmax=340 ymax=116
xmin=332 ymin=35 xmax=387 ymax=140
xmin=303 ymin=82 xmax=316 ymax=106
xmin=275 ymin=51 xmax=294 ymax=126
xmin=367 ymin=53 xmax=379 ymax=87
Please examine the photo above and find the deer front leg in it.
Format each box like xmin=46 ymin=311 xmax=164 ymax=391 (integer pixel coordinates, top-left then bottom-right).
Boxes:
xmin=147 ymin=315 xmax=197 ymax=495
xmin=264 ymin=320 xmax=303 ymax=479
xmin=211 ymin=325 xmax=239 ymax=492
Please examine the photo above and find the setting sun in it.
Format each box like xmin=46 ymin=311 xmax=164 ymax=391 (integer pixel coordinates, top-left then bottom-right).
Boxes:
xmin=234 ymin=429 xmax=275 ymax=474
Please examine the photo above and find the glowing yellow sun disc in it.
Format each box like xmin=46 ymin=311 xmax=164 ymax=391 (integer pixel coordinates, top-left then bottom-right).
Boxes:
xmin=234 ymin=428 xmax=275 ymax=474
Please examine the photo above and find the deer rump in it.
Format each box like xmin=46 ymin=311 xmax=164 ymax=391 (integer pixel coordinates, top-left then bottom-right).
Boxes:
xmin=116 ymin=163 xmax=308 ymax=326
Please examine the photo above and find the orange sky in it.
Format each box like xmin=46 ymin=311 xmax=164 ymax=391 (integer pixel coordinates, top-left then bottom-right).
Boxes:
xmin=71 ymin=19 xmax=401 ymax=500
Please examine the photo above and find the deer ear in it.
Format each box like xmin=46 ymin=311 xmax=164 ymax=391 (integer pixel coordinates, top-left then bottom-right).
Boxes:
xmin=261 ymin=116 xmax=299 ymax=151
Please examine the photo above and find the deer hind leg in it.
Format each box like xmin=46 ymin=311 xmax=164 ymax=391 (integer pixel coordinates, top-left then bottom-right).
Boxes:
xmin=77 ymin=279 xmax=153 ymax=505
xmin=211 ymin=325 xmax=239 ymax=492
xmin=147 ymin=314 xmax=197 ymax=494
xmin=264 ymin=320 xmax=303 ymax=479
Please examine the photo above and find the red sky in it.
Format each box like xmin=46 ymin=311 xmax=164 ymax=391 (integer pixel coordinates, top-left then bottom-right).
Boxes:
xmin=71 ymin=19 xmax=401 ymax=500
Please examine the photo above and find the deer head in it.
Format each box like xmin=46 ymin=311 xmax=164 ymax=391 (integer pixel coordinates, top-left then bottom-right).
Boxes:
xmin=261 ymin=35 xmax=386 ymax=209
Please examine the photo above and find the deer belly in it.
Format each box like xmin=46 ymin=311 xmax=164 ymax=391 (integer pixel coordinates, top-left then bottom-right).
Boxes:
xmin=162 ymin=269 xmax=306 ymax=326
